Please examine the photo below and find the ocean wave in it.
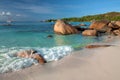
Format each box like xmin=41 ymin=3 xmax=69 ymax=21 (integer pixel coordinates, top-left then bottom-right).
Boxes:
xmin=36 ymin=46 xmax=73 ymax=62
xmin=0 ymin=46 xmax=73 ymax=73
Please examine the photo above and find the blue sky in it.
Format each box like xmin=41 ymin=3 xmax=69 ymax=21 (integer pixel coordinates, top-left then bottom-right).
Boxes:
xmin=0 ymin=0 xmax=120 ymax=21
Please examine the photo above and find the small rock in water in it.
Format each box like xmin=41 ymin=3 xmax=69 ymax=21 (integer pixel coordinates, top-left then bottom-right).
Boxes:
xmin=47 ymin=35 xmax=53 ymax=38
xmin=79 ymin=23 xmax=87 ymax=26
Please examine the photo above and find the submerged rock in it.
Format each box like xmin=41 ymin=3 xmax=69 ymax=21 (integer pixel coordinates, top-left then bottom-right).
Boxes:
xmin=47 ymin=35 xmax=53 ymax=38
xmin=17 ymin=49 xmax=35 ymax=58
xmin=54 ymin=20 xmax=79 ymax=35
xmin=85 ymin=44 xmax=111 ymax=49
xmin=17 ymin=49 xmax=46 ymax=64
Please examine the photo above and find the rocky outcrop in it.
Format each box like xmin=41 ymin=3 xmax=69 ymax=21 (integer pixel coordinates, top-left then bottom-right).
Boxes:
xmin=107 ymin=21 xmax=120 ymax=35
xmin=108 ymin=22 xmax=120 ymax=29
xmin=17 ymin=49 xmax=46 ymax=64
xmin=54 ymin=20 xmax=120 ymax=36
xmin=82 ymin=30 xmax=97 ymax=36
xmin=115 ymin=21 xmax=120 ymax=27
xmin=81 ymin=20 xmax=110 ymax=36
xmin=89 ymin=20 xmax=110 ymax=30
xmin=54 ymin=20 xmax=79 ymax=35
xmin=88 ymin=20 xmax=120 ymax=36
xmin=112 ymin=29 xmax=120 ymax=36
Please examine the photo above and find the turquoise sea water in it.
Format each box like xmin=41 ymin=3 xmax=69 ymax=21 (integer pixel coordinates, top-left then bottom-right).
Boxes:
xmin=0 ymin=21 xmax=103 ymax=73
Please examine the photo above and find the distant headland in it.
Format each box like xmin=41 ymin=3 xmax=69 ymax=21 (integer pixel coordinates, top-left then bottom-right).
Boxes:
xmin=45 ymin=12 xmax=120 ymax=22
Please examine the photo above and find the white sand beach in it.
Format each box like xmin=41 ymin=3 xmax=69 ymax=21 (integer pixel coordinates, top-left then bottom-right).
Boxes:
xmin=1 ymin=37 xmax=120 ymax=80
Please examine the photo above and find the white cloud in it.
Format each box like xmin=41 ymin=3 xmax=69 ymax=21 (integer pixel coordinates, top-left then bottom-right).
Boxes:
xmin=0 ymin=11 xmax=11 ymax=16
xmin=0 ymin=11 xmax=5 ymax=16
xmin=6 ymin=12 xmax=11 ymax=15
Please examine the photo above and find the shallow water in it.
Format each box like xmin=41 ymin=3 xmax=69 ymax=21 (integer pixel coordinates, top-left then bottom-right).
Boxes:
xmin=0 ymin=21 xmax=103 ymax=73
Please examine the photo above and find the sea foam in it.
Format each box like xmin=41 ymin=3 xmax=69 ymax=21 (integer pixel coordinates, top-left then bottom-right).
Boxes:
xmin=36 ymin=46 xmax=73 ymax=62
xmin=0 ymin=46 xmax=73 ymax=73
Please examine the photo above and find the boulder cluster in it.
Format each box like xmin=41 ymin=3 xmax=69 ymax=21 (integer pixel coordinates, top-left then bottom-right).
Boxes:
xmin=88 ymin=20 xmax=120 ymax=36
xmin=54 ymin=20 xmax=120 ymax=36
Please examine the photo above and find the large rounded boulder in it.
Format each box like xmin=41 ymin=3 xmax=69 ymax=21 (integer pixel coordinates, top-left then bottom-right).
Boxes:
xmin=108 ymin=21 xmax=120 ymax=29
xmin=54 ymin=20 xmax=79 ymax=35
xmin=115 ymin=21 xmax=120 ymax=27
xmin=112 ymin=29 xmax=120 ymax=36
xmin=89 ymin=20 xmax=110 ymax=30
xmin=82 ymin=30 xmax=97 ymax=36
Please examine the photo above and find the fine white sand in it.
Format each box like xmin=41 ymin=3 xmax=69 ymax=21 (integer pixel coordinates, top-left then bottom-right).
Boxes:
xmin=1 ymin=37 xmax=120 ymax=80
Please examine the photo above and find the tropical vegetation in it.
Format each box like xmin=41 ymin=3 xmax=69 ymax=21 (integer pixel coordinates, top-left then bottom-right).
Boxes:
xmin=45 ymin=12 xmax=120 ymax=22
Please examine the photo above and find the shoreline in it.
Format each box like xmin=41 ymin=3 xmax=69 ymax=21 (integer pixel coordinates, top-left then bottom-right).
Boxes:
xmin=1 ymin=36 xmax=120 ymax=80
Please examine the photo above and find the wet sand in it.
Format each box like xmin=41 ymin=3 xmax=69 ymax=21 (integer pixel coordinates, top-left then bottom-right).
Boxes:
xmin=1 ymin=37 xmax=120 ymax=80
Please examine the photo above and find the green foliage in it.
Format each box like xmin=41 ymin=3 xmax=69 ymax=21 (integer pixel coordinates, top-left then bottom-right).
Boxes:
xmin=46 ymin=12 xmax=120 ymax=22
xmin=45 ymin=19 xmax=56 ymax=22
